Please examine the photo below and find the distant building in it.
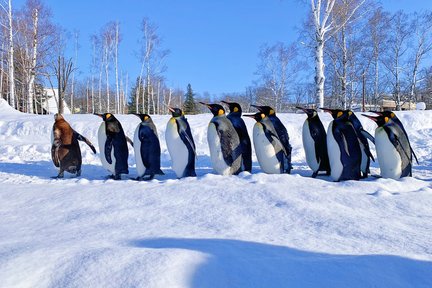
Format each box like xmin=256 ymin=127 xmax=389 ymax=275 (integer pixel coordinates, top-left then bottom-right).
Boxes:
xmin=39 ymin=88 xmax=71 ymax=114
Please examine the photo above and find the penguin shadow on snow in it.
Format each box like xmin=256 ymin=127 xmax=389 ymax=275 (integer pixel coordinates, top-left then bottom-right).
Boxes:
xmin=0 ymin=161 xmax=108 ymax=180
xmin=128 ymin=237 xmax=432 ymax=288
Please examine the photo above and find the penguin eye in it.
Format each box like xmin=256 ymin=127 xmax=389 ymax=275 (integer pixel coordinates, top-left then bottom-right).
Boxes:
xmin=233 ymin=107 xmax=239 ymax=113
xmin=218 ymin=109 xmax=225 ymax=116
xmin=337 ymin=111 xmax=343 ymax=118
xmin=384 ymin=117 xmax=389 ymax=123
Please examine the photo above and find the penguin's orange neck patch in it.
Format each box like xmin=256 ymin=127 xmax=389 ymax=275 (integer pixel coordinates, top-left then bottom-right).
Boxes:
xmin=233 ymin=107 xmax=239 ymax=113
xmin=269 ymin=109 xmax=275 ymax=115
xmin=337 ymin=111 xmax=343 ymax=118
xmin=218 ymin=109 xmax=224 ymax=116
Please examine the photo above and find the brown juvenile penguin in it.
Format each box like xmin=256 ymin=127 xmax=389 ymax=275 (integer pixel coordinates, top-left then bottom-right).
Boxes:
xmin=51 ymin=113 xmax=96 ymax=178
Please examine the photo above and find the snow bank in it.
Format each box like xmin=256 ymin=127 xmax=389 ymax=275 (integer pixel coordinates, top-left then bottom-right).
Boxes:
xmin=0 ymin=110 xmax=431 ymax=287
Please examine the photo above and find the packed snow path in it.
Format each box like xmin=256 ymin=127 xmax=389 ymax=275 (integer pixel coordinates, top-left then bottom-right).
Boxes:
xmin=0 ymin=100 xmax=431 ymax=287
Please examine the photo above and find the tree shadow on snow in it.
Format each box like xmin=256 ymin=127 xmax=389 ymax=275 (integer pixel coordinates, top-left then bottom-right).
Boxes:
xmin=128 ymin=237 xmax=432 ymax=288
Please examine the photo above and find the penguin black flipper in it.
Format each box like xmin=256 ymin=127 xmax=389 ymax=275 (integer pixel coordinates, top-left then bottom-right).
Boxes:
xmin=309 ymin=120 xmax=329 ymax=170
xmin=227 ymin=115 xmax=252 ymax=172
xmin=214 ymin=121 xmax=242 ymax=169
xmin=139 ymin=125 xmax=164 ymax=176
xmin=262 ymin=125 xmax=286 ymax=173
xmin=361 ymin=129 xmax=375 ymax=145
xmin=104 ymin=135 xmax=114 ymax=164
xmin=333 ymin=124 xmax=361 ymax=181
xmin=126 ymin=136 xmax=134 ymax=148
xmin=177 ymin=118 xmax=197 ymax=177
xmin=177 ymin=118 xmax=196 ymax=155
xmin=384 ymin=126 xmax=412 ymax=177
xmin=51 ymin=145 xmax=60 ymax=167
xmin=75 ymin=131 xmax=97 ymax=154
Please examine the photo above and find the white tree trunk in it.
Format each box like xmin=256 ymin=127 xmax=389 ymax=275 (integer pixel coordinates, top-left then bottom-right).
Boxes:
xmin=114 ymin=22 xmax=120 ymax=114
xmin=27 ymin=8 xmax=38 ymax=114
xmin=8 ymin=0 xmax=16 ymax=109
xmin=315 ymin=39 xmax=325 ymax=108
xmin=104 ymin=43 xmax=110 ymax=113
xmin=0 ymin=42 xmax=4 ymax=100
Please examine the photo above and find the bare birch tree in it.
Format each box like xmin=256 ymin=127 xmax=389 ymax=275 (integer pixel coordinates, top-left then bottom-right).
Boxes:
xmin=0 ymin=0 xmax=16 ymax=108
xmin=309 ymin=0 xmax=365 ymax=108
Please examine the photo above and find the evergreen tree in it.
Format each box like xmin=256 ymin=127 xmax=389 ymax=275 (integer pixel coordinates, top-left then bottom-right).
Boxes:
xmin=183 ymin=83 xmax=197 ymax=114
xmin=128 ymin=77 xmax=144 ymax=113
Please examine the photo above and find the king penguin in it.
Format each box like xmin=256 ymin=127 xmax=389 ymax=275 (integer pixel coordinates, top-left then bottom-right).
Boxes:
xmin=133 ymin=114 xmax=164 ymax=180
xmin=221 ymin=100 xmax=252 ymax=172
xmin=363 ymin=113 xmax=413 ymax=179
xmin=95 ymin=113 xmax=132 ymax=180
xmin=243 ymin=112 xmax=285 ymax=174
xmin=321 ymin=108 xmax=361 ymax=181
xmin=51 ymin=113 xmax=96 ymax=178
xmin=165 ymin=107 xmax=196 ymax=178
xmin=371 ymin=110 xmax=418 ymax=165
xmin=346 ymin=110 xmax=375 ymax=178
xmin=296 ymin=107 xmax=330 ymax=178
xmin=200 ymin=102 xmax=242 ymax=175
xmin=251 ymin=105 xmax=292 ymax=173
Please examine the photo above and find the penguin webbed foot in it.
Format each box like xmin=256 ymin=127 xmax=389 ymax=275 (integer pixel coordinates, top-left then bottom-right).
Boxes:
xmin=136 ymin=175 xmax=154 ymax=181
xmin=311 ymin=171 xmax=318 ymax=178
xmin=107 ymin=174 xmax=121 ymax=180
xmin=76 ymin=169 xmax=81 ymax=177
xmin=52 ymin=172 xmax=64 ymax=179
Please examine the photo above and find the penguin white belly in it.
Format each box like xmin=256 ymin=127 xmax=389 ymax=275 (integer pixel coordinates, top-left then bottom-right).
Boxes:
xmin=327 ymin=122 xmax=343 ymax=181
xmin=302 ymin=121 xmax=319 ymax=172
xmin=166 ymin=120 xmax=189 ymax=178
xmin=134 ymin=124 xmax=146 ymax=177
xmin=253 ymin=124 xmax=281 ymax=174
xmin=208 ymin=123 xmax=231 ymax=175
xmin=98 ymin=123 xmax=116 ymax=174
xmin=375 ymin=129 xmax=402 ymax=179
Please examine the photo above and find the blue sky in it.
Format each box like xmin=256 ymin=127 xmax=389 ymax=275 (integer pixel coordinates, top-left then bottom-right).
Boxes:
xmin=13 ymin=0 xmax=432 ymax=97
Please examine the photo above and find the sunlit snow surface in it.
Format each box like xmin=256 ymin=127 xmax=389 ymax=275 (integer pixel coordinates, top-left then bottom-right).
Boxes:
xmin=0 ymin=99 xmax=431 ymax=287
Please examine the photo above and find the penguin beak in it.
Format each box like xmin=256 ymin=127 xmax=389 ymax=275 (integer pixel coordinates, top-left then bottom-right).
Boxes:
xmin=168 ymin=107 xmax=175 ymax=113
xmin=251 ymin=104 xmax=263 ymax=112
xmin=319 ymin=108 xmax=333 ymax=113
xmin=199 ymin=102 xmax=211 ymax=109
xmin=220 ymin=100 xmax=230 ymax=105
xmin=295 ymin=106 xmax=307 ymax=113
xmin=94 ymin=113 xmax=103 ymax=118
xmin=243 ymin=114 xmax=255 ymax=118
xmin=362 ymin=114 xmax=379 ymax=122
xmin=370 ymin=110 xmax=384 ymax=116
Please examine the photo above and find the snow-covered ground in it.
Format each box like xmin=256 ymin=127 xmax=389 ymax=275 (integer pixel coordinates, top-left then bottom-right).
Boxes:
xmin=0 ymin=98 xmax=431 ymax=287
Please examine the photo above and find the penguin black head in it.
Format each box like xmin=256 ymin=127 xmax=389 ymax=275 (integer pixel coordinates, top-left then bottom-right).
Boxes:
xmin=94 ymin=113 xmax=116 ymax=122
xmin=54 ymin=113 xmax=64 ymax=121
xmin=243 ymin=112 xmax=265 ymax=122
xmin=168 ymin=107 xmax=184 ymax=118
xmin=296 ymin=106 xmax=318 ymax=119
xmin=362 ymin=114 xmax=390 ymax=127
xmin=371 ymin=110 xmax=397 ymax=119
xmin=133 ymin=113 xmax=152 ymax=122
xmin=320 ymin=108 xmax=346 ymax=120
xmin=251 ymin=105 xmax=276 ymax=116
xmin=199 ymin=102 xmax=225 ymax=117
xmin=221 ymin=100 xmax=242 ymax=115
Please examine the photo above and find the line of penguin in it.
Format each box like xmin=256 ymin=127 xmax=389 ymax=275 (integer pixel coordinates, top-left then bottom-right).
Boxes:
xmin=50 ymin=102 xmax=417 ymax=181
